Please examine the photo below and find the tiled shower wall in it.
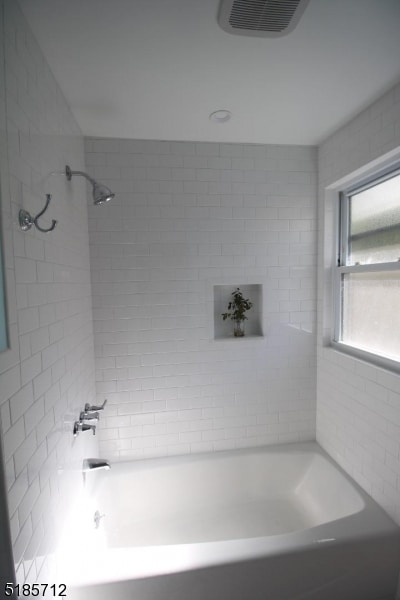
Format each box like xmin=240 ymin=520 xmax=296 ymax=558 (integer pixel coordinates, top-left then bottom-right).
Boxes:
xmin=0 ymin=0 xmax=96 ymax=583
xmin=317 ymin=80 xmax=400 ymax=525
xmin=86 ymin=138 xmax=318 ymax=459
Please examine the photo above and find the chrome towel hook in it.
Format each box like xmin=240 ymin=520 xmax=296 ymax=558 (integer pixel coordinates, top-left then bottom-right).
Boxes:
xmin=19 ymin=194 xmax=57 ymax=233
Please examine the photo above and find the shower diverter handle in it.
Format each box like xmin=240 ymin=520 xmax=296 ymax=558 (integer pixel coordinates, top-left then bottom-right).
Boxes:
xmin=84 ymin=399 xmax=107 ymax=413
xmin=80 ymin=411 xmax=99 ymax=421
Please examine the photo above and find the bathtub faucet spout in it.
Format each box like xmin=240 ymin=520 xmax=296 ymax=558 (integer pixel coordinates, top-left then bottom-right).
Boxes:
xmin=83 ymin=458 xmax=111 ymax=472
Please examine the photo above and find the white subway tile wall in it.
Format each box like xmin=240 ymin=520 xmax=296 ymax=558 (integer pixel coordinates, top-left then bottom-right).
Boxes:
xmin=317 ymin=81 xmax=400 ymax=525
xmin=86 ymin=138 xmax=318 ymax=460
xmin=0 ymin=0 xmax=96 ymax=584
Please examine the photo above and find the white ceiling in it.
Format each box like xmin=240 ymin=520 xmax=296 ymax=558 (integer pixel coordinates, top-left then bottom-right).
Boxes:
xmin=19 ymin=0 xmax=400 ymax=145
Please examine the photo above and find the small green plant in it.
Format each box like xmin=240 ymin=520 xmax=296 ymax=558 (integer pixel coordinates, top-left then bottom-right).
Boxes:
xmin=222 ymin=288 xmax=253 ymax=337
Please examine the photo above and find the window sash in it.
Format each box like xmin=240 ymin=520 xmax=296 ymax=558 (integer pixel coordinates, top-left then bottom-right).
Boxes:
xmin=339 ymin=167 xmax=400 ymax=268
xmin=333 ymin=262 xmax=400 ymax=345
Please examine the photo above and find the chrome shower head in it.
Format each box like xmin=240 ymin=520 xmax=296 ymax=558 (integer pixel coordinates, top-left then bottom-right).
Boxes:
xmin=65 ymin=165 xmax=115 ymax=205
xmin=92 ymin=181 xmax=115 ymax=205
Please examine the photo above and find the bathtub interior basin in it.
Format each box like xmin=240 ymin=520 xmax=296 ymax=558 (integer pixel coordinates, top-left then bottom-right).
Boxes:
xmin=96 ymin=448 xmax=365 ymax=547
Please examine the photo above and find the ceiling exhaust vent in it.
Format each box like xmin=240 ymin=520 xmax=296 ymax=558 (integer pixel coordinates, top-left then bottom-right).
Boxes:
xmin=218 ymin=0 xmax=310 ymax=37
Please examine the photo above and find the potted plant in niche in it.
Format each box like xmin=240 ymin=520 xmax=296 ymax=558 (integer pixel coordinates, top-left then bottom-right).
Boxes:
xmin=221 ymin=288 xmax=253 ymax=337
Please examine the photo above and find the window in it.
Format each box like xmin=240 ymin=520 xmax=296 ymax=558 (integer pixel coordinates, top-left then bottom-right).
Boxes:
xmin=334 ymin=164 xmax=400 ymax=368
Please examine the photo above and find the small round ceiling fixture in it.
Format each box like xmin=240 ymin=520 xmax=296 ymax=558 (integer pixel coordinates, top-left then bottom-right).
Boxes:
xmin=209 ymin=109 xmax=232 ymax=123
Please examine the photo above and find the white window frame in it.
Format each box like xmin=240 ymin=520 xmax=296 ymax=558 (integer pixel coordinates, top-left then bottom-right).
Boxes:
xmin=332 ymin=162 xmax=400 ymax=372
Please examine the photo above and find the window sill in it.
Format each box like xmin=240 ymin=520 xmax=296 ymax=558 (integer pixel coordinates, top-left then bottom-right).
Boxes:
xmin=330 ymin=340 xmax=400 ymax=374
xmin=213 ymin=334 xmax=265 ymax=343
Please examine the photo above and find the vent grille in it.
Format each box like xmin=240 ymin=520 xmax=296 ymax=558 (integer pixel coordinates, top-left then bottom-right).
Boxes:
xmin=230 ymin=0 xmax=301 ymax=32
xmin=218 ymin=0 xmax=310 ymax=37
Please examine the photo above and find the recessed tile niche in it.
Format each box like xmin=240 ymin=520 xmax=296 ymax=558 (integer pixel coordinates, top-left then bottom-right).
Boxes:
xmin=214 ymin=284 xmax=263 ymax=340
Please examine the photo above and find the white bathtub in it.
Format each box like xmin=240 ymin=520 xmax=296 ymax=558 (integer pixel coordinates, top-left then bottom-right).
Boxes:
xmin=63 ymin=442 xmax=400 ymax=600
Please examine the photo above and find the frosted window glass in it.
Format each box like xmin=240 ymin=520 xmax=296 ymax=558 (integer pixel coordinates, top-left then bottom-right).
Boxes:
xmin=341 ymin=271 xmax=400 ymax=361
xmin=348 ymin=172 xmax=400 ymax=265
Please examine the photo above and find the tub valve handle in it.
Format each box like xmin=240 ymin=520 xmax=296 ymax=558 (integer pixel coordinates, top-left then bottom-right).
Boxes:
xmin=80 ymin=411 xmax=100 ymax=421
xmin=84 ymin=399 xmax=107 ymax=412
xmin=73 ymin=421 xmax=96 ymax=436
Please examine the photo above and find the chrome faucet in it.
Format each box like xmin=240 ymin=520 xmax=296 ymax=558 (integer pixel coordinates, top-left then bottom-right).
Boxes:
xmin=83 ymin=458 xmax=111 ymax=472
xmin=80 ymin=410 xmax=100 ymax=421
xmin=73 ymin=421 xmax=96 ymax=436
xmin=84 ymin=399 xmax=107 ymax=412
xmin=73 ymin=399 xmax=107 ymax=437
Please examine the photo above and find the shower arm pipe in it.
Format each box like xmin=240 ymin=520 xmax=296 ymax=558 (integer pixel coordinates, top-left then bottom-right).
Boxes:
xmin=66 ymin=165 xmax=95 ymax=185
